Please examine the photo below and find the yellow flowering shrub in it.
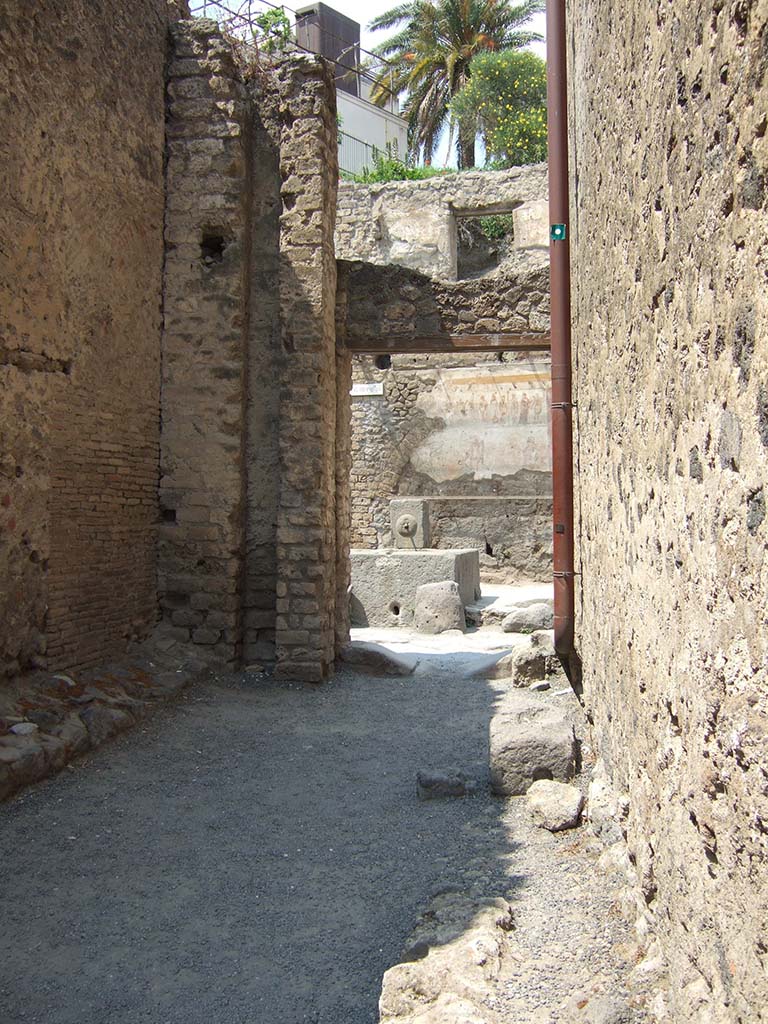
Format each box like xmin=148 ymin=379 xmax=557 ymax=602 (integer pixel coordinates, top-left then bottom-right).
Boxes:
xmin=450 ymin=50 xmax=547 ymax=167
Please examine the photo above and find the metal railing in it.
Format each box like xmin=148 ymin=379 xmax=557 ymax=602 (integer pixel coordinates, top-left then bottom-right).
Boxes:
xmin=338 ymin=131 xmax=377 ymax=176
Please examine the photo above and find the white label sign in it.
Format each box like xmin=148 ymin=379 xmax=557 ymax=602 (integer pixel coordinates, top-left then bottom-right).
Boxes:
xmin=350 ymin=382 xmax=385 ymax=397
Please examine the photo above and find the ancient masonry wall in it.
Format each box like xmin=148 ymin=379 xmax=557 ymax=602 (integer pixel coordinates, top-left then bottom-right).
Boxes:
xmin=335 ymin=180 xmax=552 ymax=577
xmin=348 ymin=354 xmax=552 ymax=581
xmin=336 ymin=169 xmax=551 ymax=578
xmin=245 ymin=74 xmax=282 ymax=665
xmin=161 ymin=22 xmax=341 ymax=676
xmin=0 ymin=0 xmax=172 ymax=676
xmin=570 ymin=3 xmax=768 ymax=1019
xmin=160 ymin=20 xmax=252 ymax=664
xmin=274 ymin=60 xmax=341 ymax=681
xmin=336 ymin=165 xmax=548 ymax=281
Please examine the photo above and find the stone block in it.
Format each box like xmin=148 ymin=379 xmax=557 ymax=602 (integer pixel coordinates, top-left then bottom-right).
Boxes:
xmin=350 ymin=548 xmax=480 ymax=627
xmin=413 ymin=581 xmax=465 ymax=634
xmin=489 ymin=692 xmax=577 ymax=796
xmin=527 ymin=779 xmax=584 ymax=831
xmin=501 ymin=601 xmax=554 ymax=633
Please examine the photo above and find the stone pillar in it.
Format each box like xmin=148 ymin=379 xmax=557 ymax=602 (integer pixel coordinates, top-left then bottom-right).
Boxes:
xmin=273 ymin=56 xmax=339 ymax=681
xmin=159 ymin=20 xmax=250 ymax=663
xmin=243 ymin=77 xmax=282 ymax=665
xmin=334 ymin=261 xmax=352 ymax=652
xmin=335 ymin=347 xmax=352 ymax=653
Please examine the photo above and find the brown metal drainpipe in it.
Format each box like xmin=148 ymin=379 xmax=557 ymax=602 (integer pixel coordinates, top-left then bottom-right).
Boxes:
xmin=547 ymin=0 xmax=575 ymax=656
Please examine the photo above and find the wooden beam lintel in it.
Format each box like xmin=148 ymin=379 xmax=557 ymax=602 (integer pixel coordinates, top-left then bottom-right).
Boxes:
xmin=345 ymin=332 xmax=551 ymax=354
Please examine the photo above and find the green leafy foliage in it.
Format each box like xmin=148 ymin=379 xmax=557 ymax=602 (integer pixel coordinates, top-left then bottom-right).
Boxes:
xmin=349 ymin=144 xmax=454 ymax=183
xmin=479 ymin=213 xmax=514 ymax=240
xmin=253 ymin=7 xmax=292 ymax=54
xmin=366 ymin=0 xmax=544 ymax=168
xmin=451 ymin=49 xmax=547 ymax=167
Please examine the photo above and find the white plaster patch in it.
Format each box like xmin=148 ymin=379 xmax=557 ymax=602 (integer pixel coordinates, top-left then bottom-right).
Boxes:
xmin=410 ymin=423 xmax=550 ymax=482
xmin=410 ymin=362 xmax=552 ymax=482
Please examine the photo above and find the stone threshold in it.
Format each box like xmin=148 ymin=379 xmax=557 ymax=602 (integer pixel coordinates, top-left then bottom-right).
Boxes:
xmin=0 ymin=628 xmax=215 ymax=803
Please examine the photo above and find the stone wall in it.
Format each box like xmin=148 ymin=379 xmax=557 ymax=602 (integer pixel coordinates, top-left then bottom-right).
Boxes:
xmin=339 ymin=255 xmax=550 ymax=345
xmin=336 ymin=166 xmax=548 ymax=281
xmin=570 ymin=2 xmax=768 ymax=1019
xmin=273 ymin=58 xmax=341 ymax=681
xmin=0 ymin=0 xmax=173 ymax=675
xmin=160 ymin=24 xmax=342 ymax=677
xmin=160 ymin=19 xmax=252 ymax=665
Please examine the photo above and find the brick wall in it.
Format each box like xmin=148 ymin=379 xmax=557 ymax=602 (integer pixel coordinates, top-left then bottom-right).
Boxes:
xmin=244 ymin=74 xmax=282 ymax=665
xmin=0 ymin=0 xmax=171 ymax=675
xmin=160 ymin=29 xmax=343 ymax=677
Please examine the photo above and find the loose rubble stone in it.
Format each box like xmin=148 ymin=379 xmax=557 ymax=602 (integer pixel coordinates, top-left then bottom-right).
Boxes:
xmin=52 ymin=713 xmax=90 ymax=756
xmin=0 ymin=736 xmax=47 ymax=790
xmin=339 ymin=641 xmax=418 ymax=677
xmin=414 ymin=581 xmax=466 ymax=635
xmin=78 ymin=705 xmax=134 ymax=747
xmin=379 ymin=891 xmax=514 ymax=1023
xmin=9 ymin=722 xmax=38 ymax=736
xmin=527 ymin=779 xmax=584 ymax=832
xmin=496 ymin=636 xmax=550 ymax=684
xmin=586 ymin=760 xmax=628 ymax=845
xmin=416 ymin=770 xmax=474 ymax=800
xmin=501 ymin=601 xmax=554 ymax=633
xmin=26 ymin=709 xmax=62 ymax=731
xmin=489 ymin=692 xmax=577 ymax=796
xmin=39 ymin=733 xmax=68 ymax=773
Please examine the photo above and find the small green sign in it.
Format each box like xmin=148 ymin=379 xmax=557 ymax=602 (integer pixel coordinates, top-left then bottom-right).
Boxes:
xmin=550 ymin=223 xmax=567 ymax=241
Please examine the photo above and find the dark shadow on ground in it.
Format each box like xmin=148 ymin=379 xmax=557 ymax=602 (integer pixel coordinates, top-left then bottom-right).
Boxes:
xmin=0 ymin=663 xmax=523 ymax=1024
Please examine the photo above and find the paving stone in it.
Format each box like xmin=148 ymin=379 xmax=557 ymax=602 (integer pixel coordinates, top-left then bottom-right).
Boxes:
xmin=489 ymin=692 xmax=577 ymax=796
xmin=339 ymin=641 xmax=418 ymax=676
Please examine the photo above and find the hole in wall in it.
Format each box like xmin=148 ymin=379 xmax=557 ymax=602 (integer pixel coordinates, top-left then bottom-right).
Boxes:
xmin=531 ymin=768 xmax=553 ymax=782
xmin=389 ymin=601 xmax=401 ymax=617
xmin=455 ymin=212 xmax=514 ymax=280
xmin=162 ymin=508 xmax=177 ymax=523
xmin=200 ymin=231 xmax=226 ymax=264
xmin=484 ymin=540 xmax=494 ymax=556
xmin=375 ymin=354 xmax=392 ymax=370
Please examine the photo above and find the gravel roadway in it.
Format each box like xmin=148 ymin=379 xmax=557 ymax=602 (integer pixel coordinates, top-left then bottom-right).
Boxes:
xmin=0 ymin=641 xmax=644 ymax=1024
xmin=0 ymin=655 xmax=513 ymax=1024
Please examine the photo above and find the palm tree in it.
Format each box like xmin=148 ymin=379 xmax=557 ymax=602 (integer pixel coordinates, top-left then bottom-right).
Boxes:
xmin=367 ymin=0 xmax=544 ymax=169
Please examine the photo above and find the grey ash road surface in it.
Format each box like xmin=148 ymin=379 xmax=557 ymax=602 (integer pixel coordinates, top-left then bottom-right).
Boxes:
xmin=0 ymin=654 xmax=642 ymax=1024
xmin=0 ymin=663 xmax=511 ymax=1024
